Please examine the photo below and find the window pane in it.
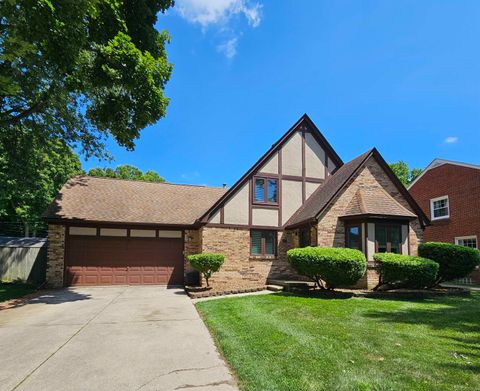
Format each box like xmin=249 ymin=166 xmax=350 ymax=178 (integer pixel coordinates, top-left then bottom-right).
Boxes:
xmin=457 ymin=238 xmax=477 ymax=249
xmin=251 ymin=231 xmax=262 ymax=255
xmin=376 ymin=225 xmax=387 ymax=252
xmin=264 ymin=231 xmax=275 ymax=255
xmin=267 ymin=179 xmax=278 ymax=202
xmin=390 ymin=225 xmax=401 ymax=254
xmin=254 ymin=178 xmax=265 ymax=202
xmin=433 ymin=198 xmax=449 ymax=218
xmin=347 ymin=226 xmax=361 ymax=250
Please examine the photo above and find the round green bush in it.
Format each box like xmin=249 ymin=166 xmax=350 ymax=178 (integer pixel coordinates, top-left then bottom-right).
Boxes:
xmin=373 ymin=252 xmax=439 ymax=290
xmin=418 ymin=242 xmax=480 ymax=283
xmin=287 ymin=247 xmax=367 ymax=289
xmin=187 ymin=253 xmax=224 ymax=287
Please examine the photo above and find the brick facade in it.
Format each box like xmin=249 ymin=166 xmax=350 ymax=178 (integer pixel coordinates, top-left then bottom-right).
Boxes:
xmin=46 ymin=224 xmax=66 ymax=288
xmin=200 ymin=227 xmax=300 ymax=289
xmin=409 ymin=163 xmax=480 ymax=282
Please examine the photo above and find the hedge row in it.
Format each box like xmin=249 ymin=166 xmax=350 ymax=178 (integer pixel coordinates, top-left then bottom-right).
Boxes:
xmin=373 ymin=252 xmax=439 ymax=289
xmin=419 ymin=242 xmax=480 ymax=283
xmin=287 ymin=247 xmax=367 ymax=289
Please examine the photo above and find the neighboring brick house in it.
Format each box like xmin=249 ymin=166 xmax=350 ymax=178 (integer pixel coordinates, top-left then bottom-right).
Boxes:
xmin=409 ymin=159 xmax=480 ymax=283
xmin=43 ymin=114 xmax=428 ymax=289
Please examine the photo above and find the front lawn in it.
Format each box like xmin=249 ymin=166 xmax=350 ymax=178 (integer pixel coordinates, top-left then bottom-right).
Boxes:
xmin=197 ymin=293 xmax=480 ymax=391
xmin=0 ymin=282 xmax=36 ymax=302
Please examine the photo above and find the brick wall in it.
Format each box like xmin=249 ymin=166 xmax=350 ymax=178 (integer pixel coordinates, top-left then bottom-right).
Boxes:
xmin=409 ymin=164 xmax=480 ymax=244
xmin=410 ymin=163 xmax=480 ymax=282
xmin=184 ymin=229 xmax=202 ymax=283
xmin=46 ymin=224 xmax=66 ymax=288
xmin=201 ymin=226 xmax=300 ymax=289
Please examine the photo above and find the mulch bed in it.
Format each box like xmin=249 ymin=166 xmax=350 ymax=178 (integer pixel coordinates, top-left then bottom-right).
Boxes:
xmin=186 ymin=285 xmax=268 ymax=299
xmin=0 ymin=289 xmax=49 ymax=310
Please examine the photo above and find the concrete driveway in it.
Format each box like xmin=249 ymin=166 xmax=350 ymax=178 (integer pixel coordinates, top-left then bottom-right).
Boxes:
xmin=0 ymin=286 xmax=237 ymax=391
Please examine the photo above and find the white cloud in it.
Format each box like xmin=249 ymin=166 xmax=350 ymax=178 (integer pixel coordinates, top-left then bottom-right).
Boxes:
xmin=444 ymin=136 xmax=458 ymax=144
xmin=217 ymin=38 xmax=238 ymax=59
xmin=176 ymin=0 xmax=262 ymax=28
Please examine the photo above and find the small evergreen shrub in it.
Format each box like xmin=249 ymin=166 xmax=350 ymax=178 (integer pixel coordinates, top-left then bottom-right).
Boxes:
xmin=187 ymin=253 xmax=224 ymax=287
xmin=287 ymin=247 xmax=367 ymax=290
xmin=373 ymin=253 xmax=439 ymax=290
xmin=418 ymin=242 xmax=480 ymax=284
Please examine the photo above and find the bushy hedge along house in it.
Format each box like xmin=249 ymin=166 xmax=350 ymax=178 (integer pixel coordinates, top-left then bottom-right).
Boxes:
xmin=44 ymin=115 xmax=428 ymax=289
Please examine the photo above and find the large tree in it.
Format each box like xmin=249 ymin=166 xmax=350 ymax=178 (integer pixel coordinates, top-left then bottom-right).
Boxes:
xmin=0 ymin=0 xmax=174 ymax=158
xmin=88 ymin=165 xmax=165 ymax=183
xmin=0 ymin=130 xmax=83 ymax=236
xmin=389 ymin=161 xmax=423 ymax=187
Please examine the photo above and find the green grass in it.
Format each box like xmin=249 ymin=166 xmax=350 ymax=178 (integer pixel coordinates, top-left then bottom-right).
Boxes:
xmin=0 ymin=282 xmax=36 ymax=302
xmin=196 ymin=293 xmax=480 ymax=391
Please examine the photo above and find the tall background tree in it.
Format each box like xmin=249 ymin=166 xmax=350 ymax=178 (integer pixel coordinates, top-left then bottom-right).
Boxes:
xmin=389 ymin=161 xmax=423 ymax=187
xmin=0 ymin=132 xmax=83 ymax=237
xmin=88 ymin=165 xmax=165 ymax=183
xmin=0 ymin=0 xmax=174 ymax=236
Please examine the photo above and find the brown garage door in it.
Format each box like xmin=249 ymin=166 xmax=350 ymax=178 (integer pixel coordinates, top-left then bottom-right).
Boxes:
xmin=65 ymin=236 xmax=184 ymax=286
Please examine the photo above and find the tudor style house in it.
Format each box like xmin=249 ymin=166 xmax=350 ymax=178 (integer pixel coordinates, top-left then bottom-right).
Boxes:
xmin=44 ymin=114 xmax=428 ymax=289
xmin=409 ymin=159 xmax=480 ymax=283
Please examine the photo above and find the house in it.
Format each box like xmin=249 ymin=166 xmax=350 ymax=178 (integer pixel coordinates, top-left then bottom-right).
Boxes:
xmin=43 ymin=114 xmax=428 ymax=289
xmin=409 ymin=159 xmax=480 ymax=283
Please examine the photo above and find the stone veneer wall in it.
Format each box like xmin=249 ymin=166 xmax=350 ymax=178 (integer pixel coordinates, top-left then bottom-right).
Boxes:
xmin=201 ymin=226 xmax=300 ymax=288
xmin=315 ymin=157 xmax=424 ymax=289
xmin=46 ymin=224 xmax=66 ymax=288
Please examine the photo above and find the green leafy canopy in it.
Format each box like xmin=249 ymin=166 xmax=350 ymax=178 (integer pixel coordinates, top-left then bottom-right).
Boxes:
xmin=0 ymin=130 xmax=83 ymax=235
xmin=0 ymin=0 xmax=174 ymax=158
xmin=389 ymin=161 xmax=423 ymax=187
xmin=88 ymin=164 xmax=165 ymax=183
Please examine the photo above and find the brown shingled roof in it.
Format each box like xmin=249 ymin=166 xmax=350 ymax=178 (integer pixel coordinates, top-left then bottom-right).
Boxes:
xmin=342 ymin=188 xmax=417 ymax=219
xmin=43 ymin=176 xmax=227 ymax=226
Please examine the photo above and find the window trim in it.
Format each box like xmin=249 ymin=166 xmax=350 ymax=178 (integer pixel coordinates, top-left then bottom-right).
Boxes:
xmin=430 ymin=195 xmax=450 ymax=221
xmin=455 ymin=235 xmax=478 ymax=249
xmin=250 ymin=229 xmax=277 ymax=257
xmin=253 ymin=176 xmax=279 ymax=205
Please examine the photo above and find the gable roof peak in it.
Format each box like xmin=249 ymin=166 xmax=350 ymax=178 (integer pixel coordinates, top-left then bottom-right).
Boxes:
xmin=197 ymin=114 xmax=343 ymax=223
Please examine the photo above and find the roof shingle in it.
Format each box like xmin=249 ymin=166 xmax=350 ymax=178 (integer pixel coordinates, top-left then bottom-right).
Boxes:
xmin=43 ymin=176 xmax=227 ymax=226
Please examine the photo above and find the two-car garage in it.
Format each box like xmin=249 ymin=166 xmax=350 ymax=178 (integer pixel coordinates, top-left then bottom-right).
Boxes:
xmin=64 ymin=226 xmax=185 ymax=286
xmin=43 ymin=176 xmax=227 ymax=288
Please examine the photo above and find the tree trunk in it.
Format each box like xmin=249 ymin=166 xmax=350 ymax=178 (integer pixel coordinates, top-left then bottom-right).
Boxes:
xmin=24 ymin=222 xmax=30 ymax=237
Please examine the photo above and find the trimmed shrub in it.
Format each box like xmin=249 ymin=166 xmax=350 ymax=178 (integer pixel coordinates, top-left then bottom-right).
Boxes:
xmin=287 ymin=247 xmax=367 ymax=289
xmin=373 ymin=253 xmax=439 ymax=290
xmin=418 ymin=242 xmax=480 ymax=283
xmin=187 ymin=253 xmax=224 ymax=287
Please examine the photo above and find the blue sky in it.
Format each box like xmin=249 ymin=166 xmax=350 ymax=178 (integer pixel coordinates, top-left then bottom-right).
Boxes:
xmin=81 ymin=0 xmax=480 ymax=187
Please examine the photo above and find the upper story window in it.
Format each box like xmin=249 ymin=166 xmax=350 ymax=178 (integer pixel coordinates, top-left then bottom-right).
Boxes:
xmin=455 ymin=236 xmax=477 ymax=249
xmin=254 ymin=176 xmax=278 ymax=204
xmin=430 ymin=196 xmax=449 ymax=220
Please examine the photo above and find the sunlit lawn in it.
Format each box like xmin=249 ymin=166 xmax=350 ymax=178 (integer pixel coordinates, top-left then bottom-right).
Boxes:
xmin=197 ymin=292 xmax=480 ymax=391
